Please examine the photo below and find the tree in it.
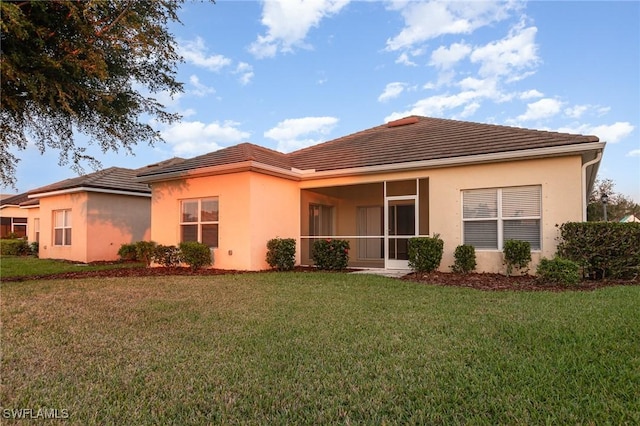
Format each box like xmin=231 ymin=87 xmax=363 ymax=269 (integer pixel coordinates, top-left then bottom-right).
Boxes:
xmin=1 ymin=0 xmax=187 ymax=187
xmin=587 ymin=178 xmax=640 ymax=222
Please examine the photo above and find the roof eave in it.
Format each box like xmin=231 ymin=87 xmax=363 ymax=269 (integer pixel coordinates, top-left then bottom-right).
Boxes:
xmin=299 ymin=141 xmax=606 ymax=179
xmin=136 ymin=161 xmax=301 ymax=184
xmin=28 ymin=187 xmax=151 ymax=199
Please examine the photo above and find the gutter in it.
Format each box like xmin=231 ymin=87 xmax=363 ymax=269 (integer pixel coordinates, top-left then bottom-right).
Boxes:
xmin=581 ymin=150 xmax=603 ymax=221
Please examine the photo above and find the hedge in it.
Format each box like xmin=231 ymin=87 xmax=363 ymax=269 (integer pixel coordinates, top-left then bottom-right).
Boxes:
xmin=556 ymin=222 xmax=640 ymax=279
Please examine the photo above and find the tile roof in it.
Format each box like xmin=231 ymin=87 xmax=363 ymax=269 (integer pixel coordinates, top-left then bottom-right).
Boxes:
xmin=137 ymin=142 xmax=291 ymax=178
xmin=288 ymin=116 xmax=600 ymax=172
xmin=137 ymin=116 xmax=601 ymax=179
xmin=29 ymin=167 xmax=151 ymax=196
xmin=0 ymin=192 xmax=31 ymax=207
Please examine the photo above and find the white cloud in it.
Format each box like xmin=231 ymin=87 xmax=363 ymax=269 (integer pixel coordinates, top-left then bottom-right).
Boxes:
xmin=386 ymin=1 xmax=520 ymax=51
xmin=564 ymin=104 xmax=590 ymax=119
xmin=178 ymin=37 xmax=232 ymax=72
xmin=627 ymin=149 xmax=640 ymax=157
xmin=395 ymin=52 xmax=417 ymax=66
xmin=520 ymin=89 xmax=544 ymax=100
xmin=249 ymin=0 xmax=350 ymax=58
xmin=470 ymin=23 xmax=539 ymax=80
xmin=189 ymin=75 xmax=216 ymax=97
xmin=161 ymin=120 xmax=251 ymax=156
xmin=378 ymin=82 xmax=407 ymax=102
xmin=264 ymin=116 xmax=339 ymax=152
xmin=555 ymin=122 xmax=634 ymax=143
xmin=235 ymin=62 xmax=254 ymax=85
xmin=516 ymin=98 xmax=563 ymax=121
xmin=430 ymin=42 xmax=472 ymax=69
xmin=385 ymin=91 xmax=481 ymax=121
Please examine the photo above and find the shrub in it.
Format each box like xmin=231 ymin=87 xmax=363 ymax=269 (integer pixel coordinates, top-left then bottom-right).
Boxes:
xmin=29 ymin=242 xmax=39 ymax=257
xmin=451 ymin=244 xmax=476 ymax=273
xmin=179 ymin=241 xmax=212 ymax=270
xmin=312 ymin=239 xmax=350 ymax=270
xmin=408 ymin=234 xmax=444 ymax=275
xmin=135 ymin=241 xmax=157 ymax=267
xmin=557 ymin=222 xmax=640 ymax=280
xmin=503 ymin=240 xmax=531 ymax=276
xmin=0 ymin=239 xmax=30 ymax=256
xmin=154 ymin=245 xmax=181 ymax=268
xmin=266 ymin=238 xmax=296 ymax=271
xmin=118 ymin=243 xmax=138 ymax=261
xmin=536 ymin=257 xmax=581 ymax=286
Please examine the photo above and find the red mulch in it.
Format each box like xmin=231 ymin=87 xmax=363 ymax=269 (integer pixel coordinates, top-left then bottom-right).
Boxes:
xmin=4 ymin=262 xmax=638 ymax=291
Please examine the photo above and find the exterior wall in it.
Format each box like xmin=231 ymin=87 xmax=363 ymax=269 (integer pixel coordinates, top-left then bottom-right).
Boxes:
xmin=301 ymin=155 xmax=584 ymax=274
xmin=38 ymin=192 xmax=90 ymax=262
xmin=248 ymin=173 xmax=300 ymax=270
xmin=85 ymin=193 xmax=151 ymax=262
xmin=151 ymin=173 xmax=251 ymax=270
xmin=150 ymin=171 xmax=299 ymax=271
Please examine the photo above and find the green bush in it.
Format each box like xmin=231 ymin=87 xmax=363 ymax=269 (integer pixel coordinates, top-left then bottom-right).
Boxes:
xmin=29 ymin=242 xmax=39 ymax=257
xmin=118 ymin=243 xmax=138 ymax=261
xmin=135 ymin=241 xmax=157 ymax=267
xmin=312 ymin=239 xmax=350 ymax=270
xmin=266 ymin=238 xmax=296 ymax=271
xmin=179 ymin=241 xmax=212 ymax=271
xmin=154 ymin=245 xmax=181 ymax=268
xmin=536 ymin=257 xmax=581 ymax=286
xmin=503 ymin=240 xmax=531 ymax=276
xmin=557 ymin=222 xmax=640 ymax=279
xmin=0 ymin=239 xmax=30 ymax=256
xmin=408 ymin=235 xmax=444 ymax=275
xmin=451 ymin=244 xmax=477 ymax=273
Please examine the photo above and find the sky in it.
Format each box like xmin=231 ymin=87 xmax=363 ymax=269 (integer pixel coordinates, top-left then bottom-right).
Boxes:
xmin=3 ymin=0 xmax=639 ymax=201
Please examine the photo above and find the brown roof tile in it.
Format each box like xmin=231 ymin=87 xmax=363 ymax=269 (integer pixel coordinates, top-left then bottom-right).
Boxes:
xmin=0 ymin=192 xmax=31 ymax=207
xmin=137 ymin=142 xmax=291 ymax=178
xmin=29 ymin=167 xmax=151 ymax=196
xmin=137 ymin=116 xmax=600 ymax=180
xmin=288 ymin=116 xmax=600 ymax=171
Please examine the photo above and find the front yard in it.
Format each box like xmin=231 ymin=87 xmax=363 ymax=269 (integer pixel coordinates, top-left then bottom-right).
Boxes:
xmin=1 ymin=272 xmax=639 ymax=424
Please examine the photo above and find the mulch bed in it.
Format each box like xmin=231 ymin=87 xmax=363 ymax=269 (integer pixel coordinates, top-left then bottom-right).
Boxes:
xmin=4 ymin=262 xmax=638 ymax=291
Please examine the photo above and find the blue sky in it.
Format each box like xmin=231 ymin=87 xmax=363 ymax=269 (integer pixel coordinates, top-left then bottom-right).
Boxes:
xmin=4 ymin=0 xmax=639 ymax=201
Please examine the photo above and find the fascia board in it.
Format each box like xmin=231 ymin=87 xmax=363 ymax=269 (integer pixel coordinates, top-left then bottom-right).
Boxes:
xmin=28 ymin=187 xmax=151 ymax=199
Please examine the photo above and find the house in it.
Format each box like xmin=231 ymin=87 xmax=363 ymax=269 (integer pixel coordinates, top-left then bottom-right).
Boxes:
xmin=620 ymin=214 xmax=640 ymax=223
xmin=24 ymin=167 xmax=153 ymax=263
xmin=0 ymin=192 xmax=32 ymax=238
xmin=137 ymin=116 xmax=604 ymax=273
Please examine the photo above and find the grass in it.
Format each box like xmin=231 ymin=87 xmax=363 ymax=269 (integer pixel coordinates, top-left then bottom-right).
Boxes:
xmin=0 ymin=255 xmax=145 ymax=278
xmin=1 ymin=272 xmax=639 ymax=425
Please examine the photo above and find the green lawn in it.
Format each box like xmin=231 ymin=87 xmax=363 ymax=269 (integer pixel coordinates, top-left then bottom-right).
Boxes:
xmin=1 ymin=272 xmax=639 ymax=425
xmin=0 ymin=255 xmax=145 ymax=278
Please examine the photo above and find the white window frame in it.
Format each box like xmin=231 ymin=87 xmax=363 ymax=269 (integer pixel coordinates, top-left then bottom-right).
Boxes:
xmin=462 ymin=186 xmax=542 ymax=251
xmin=53 ymin=210 xmax=72 ymax=246
xmin=179 ymin=197 xmax=219 ymax=248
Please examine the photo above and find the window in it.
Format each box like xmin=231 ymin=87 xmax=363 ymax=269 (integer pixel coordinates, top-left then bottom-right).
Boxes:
xmin=309 ymin=204 xmax=333 ymax=236
xmin=53 ymin=210 xmax=71 ymax=246
xmin=180 ymin=198 xmax=218 ymax=248
xmin=463 ymin=186 xmax=541 ymax=250
xmin=34 ymin=218 xmax=40 ymax=243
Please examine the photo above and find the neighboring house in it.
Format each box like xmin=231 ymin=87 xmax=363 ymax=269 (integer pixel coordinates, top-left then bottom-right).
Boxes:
xmin=137 ymin=115 xmax=605 ymax=273
xmin=26 ymin=167 xmax=153 ymax=263
xmin=620 ymin=214 xmax=640 ymax=223
xmin=0 ymin=192 xmax=32 ymax=238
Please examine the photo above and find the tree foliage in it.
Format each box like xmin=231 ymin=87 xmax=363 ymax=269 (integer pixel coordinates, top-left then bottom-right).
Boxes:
xmin=0 ymin=0 xmax=186 ymax=187
xmin=587 ymin=178 xmax=640 ymax=222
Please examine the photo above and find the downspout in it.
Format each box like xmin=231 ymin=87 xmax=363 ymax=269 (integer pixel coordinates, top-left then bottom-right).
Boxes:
xmin=581 ymin=150 xmax=603 ymax=221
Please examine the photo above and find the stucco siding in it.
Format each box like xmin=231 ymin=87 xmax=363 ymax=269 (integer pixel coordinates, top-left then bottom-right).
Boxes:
xmin=85 ymin=193 xmax=151 ymax=262
xmin=38 ymin=193 xmax=89 ymax=262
